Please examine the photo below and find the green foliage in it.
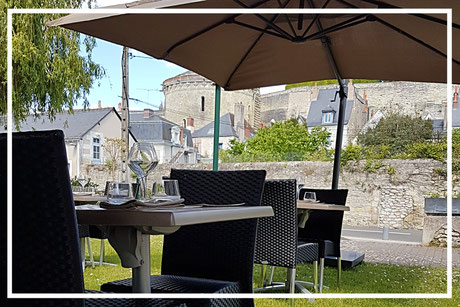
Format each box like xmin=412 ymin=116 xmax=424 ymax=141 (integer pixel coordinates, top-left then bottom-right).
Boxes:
xmin=388 ymin=165 xmax=396 ymax=175
xmin=1 ymin=0 xmax=104 ymax=128
xmin=427 ymin=192 xmax=442 ymax=198
xmin=364 ymin=159 xmax=384 ymax=173
xmin=340 ymin=144 xmax=364 ymax=166
xmin=220 ymin=119 xmax=331 ymax=162
xmin=285 ymin=79 xmax=380 ymax=90
xmin=227 ymin=138 xmax=246 ymax=156
xmin=357 ymin=114 xmax=433 ymax=155
xmin=405 ymin=142 xmax=447 ymax=162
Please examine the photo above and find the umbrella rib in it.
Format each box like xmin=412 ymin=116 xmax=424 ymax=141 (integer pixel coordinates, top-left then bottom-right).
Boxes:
xmin=162 ymin=0 xmax=271 ymax=58
xmin=302 ymin=14 xmax=367 ymax=41
xmin=231 ymin=20 xmax=289 ymax=40
xmin=302 ymin=14 xmax=320 ymax=38
xmin=300 ymin=0 xmax=331 ymax=38
xmin=224 ymin=0 xmax=293 ymax=88
xmin=298 ymin=0 xmax=305 ymax=30
xmin=234 ymin=0 xmax=294 ymax=40
xmin=277 ymin=0 xmax=297 ymax=36
xmin=359 ymin=0 xmax=460 ymax=29
xmin=375 ymin=17 xmax=460 ymax=66
xmin=224 ymin=16 xmax=286 ymax=89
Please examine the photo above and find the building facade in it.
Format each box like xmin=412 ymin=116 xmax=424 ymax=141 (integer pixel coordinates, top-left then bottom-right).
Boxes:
xmin=6 ymin=107 xmax=136 ymax=179
xmin=129 ymin=109 xmax=198 ymax=164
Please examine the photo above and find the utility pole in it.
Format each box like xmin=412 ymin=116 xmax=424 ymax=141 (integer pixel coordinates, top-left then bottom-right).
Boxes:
xmin=121 ymin=46 xmax=130 ymax=183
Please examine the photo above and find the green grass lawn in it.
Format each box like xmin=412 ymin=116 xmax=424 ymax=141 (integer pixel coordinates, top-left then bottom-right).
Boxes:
xmin=83 ymin=237 xmax=460 ymax=306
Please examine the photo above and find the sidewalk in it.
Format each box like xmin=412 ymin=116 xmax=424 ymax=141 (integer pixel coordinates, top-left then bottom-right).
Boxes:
xmin=341 ymin=237 xmax=460 ymax=268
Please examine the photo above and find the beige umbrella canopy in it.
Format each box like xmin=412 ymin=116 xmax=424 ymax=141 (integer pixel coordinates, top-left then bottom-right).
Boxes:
xmin=48 ymin=0 xmax=460 ymax=187
xmin=48 ymin=0 xmax=460 ymax=89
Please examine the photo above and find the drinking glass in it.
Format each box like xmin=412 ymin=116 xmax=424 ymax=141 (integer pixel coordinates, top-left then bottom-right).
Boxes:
xmin=297 ymin=184 xmax=305 ymax=200
xmin=303 ymin=191 xmax=317 ymax=202
xmin=152 ymin=179 xmax=180 ymax=202
xmin=106 ymin=182 xmax=131 ymax=204
xmin=77 ymin=174 xmax=88 ymax=188
xmin=128 ymin=142 xmax=159 ymax=201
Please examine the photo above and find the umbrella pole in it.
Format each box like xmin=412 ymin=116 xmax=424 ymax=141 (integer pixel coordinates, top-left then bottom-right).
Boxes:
xmin=331 ymin=82 xmax=347 ymax=190
xmin=212 ymin=84 xmax=221 ymax=171
xmin=311 ymin=6 xmax=348 ymax=190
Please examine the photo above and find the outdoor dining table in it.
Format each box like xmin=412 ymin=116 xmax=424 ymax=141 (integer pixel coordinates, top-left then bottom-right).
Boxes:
xmin=297 ymin=199 xmax=350 ymax=228
xmin=73 ymin=195 xmax=274 ymax=293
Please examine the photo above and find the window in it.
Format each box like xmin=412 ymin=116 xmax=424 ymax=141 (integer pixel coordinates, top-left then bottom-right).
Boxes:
xmin=218 ymin=143 xmax=223 ymax=150
xmin=183 ymin=119 xmax=187 ymax=127
xmin=201 ymin=96 xmax=205 ymax=112
xmin=322 ymin=112 xmax=334 ymax=124
xmin=92 ymin=137 xmax=101 ymax=161
xmin=171 ymin=127 xmax=180 ymax=145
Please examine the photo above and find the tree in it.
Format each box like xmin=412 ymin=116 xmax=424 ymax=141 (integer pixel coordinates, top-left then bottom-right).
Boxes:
xmin=357 ymin=113 xmax=433 ymax=155
xmin=222 ymin=118 xmax=331 ymax=162
xmin=0 ymin=0 xmax=104 ymax=127
xmin=102 ymin=138 xmax=128 ymax=181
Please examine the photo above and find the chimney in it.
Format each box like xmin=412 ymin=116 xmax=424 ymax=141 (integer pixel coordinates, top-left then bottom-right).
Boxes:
xmin=311 ymin=82 xmax=319 ymax=101
xmin=234 ymin=103 xmax=245 ymax=141
xmin=347 ymin=79 xmax=354 ymax=100
xmin=144 ymin=108 xmax=154 ymax=118
xmin=363 ymin=91 xmax=368 ymax=113
xmin=186 ymin=117 xmax=194 ymax=133
xmin=454 ymin=85 xmax=459 ymax=109
xmin=244 ymin=121 xmax=251 ymax=138
xmin=118 ymin=103 xmax=122 ymax=112
xmin=98 ymin=100 xmax=102 ymax=109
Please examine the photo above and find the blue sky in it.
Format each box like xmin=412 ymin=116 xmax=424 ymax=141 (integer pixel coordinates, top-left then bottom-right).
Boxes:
xmin=81 ymin=39 xmax=188 ymax=111
xmin=79 ymin=0 xmax=285 ymax=111
xmin=82 ymin=38 xmax=285 ymax=111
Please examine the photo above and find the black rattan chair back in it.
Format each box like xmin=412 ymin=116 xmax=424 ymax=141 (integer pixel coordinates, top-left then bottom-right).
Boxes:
xmin=255 ymin=179 xmax=298 ymax=268
xmin=2 ymin=130 xmax=84 ymax=295
xmin=163 ymin=169 xmax=267 ymax=294
xmin=297 ymin=189 xmax=348 ymax=257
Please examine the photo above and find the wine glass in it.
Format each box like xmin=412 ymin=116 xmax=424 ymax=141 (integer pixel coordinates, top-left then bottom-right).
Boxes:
xmin=77 ymin=174 xmax=88 ymax=189
xmin=128 ymin=142 xmax=158 ymax=201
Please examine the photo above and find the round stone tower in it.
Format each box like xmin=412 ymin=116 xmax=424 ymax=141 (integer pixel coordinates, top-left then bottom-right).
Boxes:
xmin=162 ymin=71 xmax=261 ymax=131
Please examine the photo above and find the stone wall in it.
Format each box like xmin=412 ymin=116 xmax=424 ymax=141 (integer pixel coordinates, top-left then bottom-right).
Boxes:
xmin=353 ymin=81 xmax=447 ymax=119
xmin=86 ymin=159 xmax=454 ymax=232
xmin=260 ymin=81 xmax=449 ymax=125
xmin=422 ymin=216 xmax=460 ymax=247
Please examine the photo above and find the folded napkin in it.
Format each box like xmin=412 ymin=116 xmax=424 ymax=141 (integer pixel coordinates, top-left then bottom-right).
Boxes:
xmin=99 ymin=198 xmax=137 ymax=209
xmin=138 ymin=198 xmax=185 ymax=208
xmin=197 ymin=203 xmax=245 ymax=207
xmin=99 ymin=198 xmax=185 ymax=209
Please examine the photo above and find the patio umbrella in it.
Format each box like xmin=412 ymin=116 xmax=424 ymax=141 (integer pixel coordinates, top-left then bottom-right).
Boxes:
xmin=48 ymin=0 xmax=460 ymax=188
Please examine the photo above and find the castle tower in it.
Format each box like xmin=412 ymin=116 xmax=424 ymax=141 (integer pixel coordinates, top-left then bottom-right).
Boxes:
xmin=162 ymin=71 xmax=260 ymax=130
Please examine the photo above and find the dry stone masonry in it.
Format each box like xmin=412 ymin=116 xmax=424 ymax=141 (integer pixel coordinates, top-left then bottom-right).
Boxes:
xmin=86 ymin=159 xmax=454 ymax=232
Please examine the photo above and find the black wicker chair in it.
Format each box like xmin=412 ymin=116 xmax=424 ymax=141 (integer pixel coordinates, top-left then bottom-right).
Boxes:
xmin=101 ymin=169 xmax=267 ymax=307
xmin=2 ymin=130 xmax=182 ymax=307
xmin=297 ymin=188 xmax=348 ymax=291
xmin=254 ymin=180 xmax=319 ymax=296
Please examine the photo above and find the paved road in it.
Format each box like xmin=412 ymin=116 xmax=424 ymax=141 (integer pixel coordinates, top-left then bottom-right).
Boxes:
xmin=342 ymin=225 xmax=422 ymax=243
xmin=341 ymin=237 xmax=460 ymax=268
